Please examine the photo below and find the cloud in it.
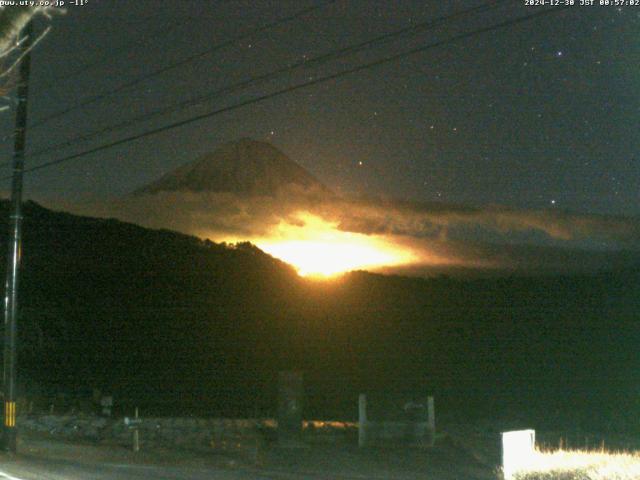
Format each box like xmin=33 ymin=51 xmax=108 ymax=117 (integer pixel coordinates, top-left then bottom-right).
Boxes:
xmin=50 ymin=188 xmax=640 ymax=276
xmin=321 ymin=196 xmax=640 ymax=246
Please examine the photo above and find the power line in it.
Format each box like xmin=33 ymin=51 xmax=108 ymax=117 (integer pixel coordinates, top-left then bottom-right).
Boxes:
xmin=20 ymin=0 xmax=508 ymax=162
xmin=15 ymin=6 xmax=571 ymax=178
xmin=37 ymin=13 xmax=195 ymax=91
xmin=5 ymin=6 xmax=571 ymax=181
xmin=29 ymin=137 xmax=604 ymax=166
xmin=4 ymin=0 xmax=336 ymax=142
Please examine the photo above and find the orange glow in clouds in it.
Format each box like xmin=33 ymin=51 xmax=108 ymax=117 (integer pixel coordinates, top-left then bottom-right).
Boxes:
xmin=255 ymin=213 xmax=416 ymax=277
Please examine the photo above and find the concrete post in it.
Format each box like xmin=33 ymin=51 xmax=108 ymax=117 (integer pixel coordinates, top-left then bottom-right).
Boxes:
xmin=358 ymin=393 xmax=367 ymax=448
xmin=277 ymin=371 xmax=303 ymax=446
xmin=427 ymin=396 xmax=435 ymax=446
xmin=132 ymin=407 xmax=139 ymax=452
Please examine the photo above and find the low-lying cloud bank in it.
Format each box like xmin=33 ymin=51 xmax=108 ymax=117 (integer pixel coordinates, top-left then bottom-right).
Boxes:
xmin=53 ymin=189 xmax=640 ymax=276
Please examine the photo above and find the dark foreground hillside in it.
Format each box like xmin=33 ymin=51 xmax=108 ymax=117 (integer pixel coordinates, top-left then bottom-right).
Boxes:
xmin=1 ymin=201 xmax=639 ymax=433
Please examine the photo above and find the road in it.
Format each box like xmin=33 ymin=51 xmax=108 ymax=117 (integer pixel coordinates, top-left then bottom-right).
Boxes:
xmin=0 ymin=431 xmax=496 ymax=479
xmin=0 ymin=436 xmax=292 ymax=480
xmin=0 ymin=454 xmax=268 ymax=480
xmin=0 ymin=451 xmax=495 ymax=480
xmin=0 ymin=455 xmax=439 ymax=480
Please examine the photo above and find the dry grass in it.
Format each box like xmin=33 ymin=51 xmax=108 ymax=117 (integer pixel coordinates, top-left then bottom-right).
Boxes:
xmin=510 ymin=448 xmax=640 ymax=480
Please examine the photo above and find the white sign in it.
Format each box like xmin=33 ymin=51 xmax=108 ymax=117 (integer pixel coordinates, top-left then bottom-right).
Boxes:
xmin=502 ymin=429 xmax=535 ymax=479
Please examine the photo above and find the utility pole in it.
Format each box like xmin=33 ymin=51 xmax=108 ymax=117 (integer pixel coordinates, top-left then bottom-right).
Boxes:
xmin=2 ymin=20 xmax=33 ymax=454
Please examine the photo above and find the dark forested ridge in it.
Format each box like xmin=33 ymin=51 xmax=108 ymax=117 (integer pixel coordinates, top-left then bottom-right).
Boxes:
xmin=2 ymin=201 xmax=639 ymax=431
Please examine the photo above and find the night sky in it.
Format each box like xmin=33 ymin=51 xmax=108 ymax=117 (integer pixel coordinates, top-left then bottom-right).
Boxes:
xmin=0 ymin=2 xmax=637 ymax=231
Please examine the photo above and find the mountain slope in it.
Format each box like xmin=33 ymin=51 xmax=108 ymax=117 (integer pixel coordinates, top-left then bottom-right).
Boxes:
xmin=136 ymin=138 xmax=331 ymax=196
xmin=0 ymin=201 xmax=638 ymax=428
